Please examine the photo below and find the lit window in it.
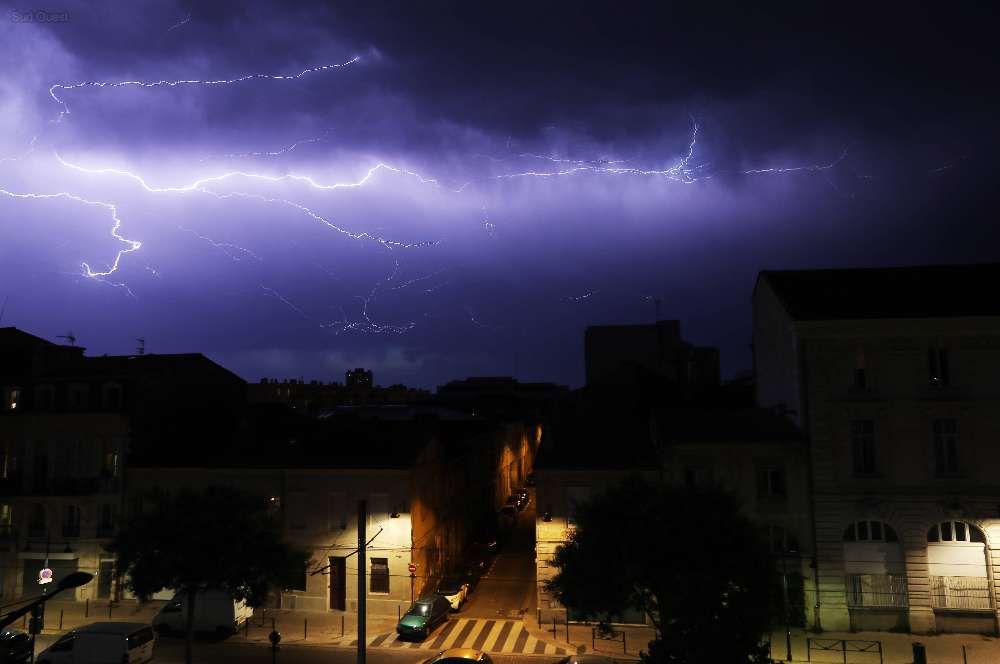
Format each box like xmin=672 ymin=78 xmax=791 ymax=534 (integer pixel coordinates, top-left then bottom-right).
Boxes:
xmin=843 ymin=520 xmax=898 ymax=542
xmin=928 ymin=520 xmax=984 ymax=543
xmin=370 ymin=558 xmax=389 ymax=594
xmin=7 ymin=388 xmax=20 ymax=411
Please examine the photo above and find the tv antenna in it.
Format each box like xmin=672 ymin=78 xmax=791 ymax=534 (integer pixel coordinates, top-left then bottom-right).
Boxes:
xmin=56 ymin=331 xmax=77 ymax=346
xmin=136 ymin=338 xmax=145 ymax=356
xmin=0 ymin=296 xmax=7 ymax=325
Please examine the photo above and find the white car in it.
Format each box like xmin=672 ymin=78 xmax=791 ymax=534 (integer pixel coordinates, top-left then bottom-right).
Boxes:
xmin=36 ymin=622 xmax=155 ymax=664
xmin=435 ymin=574 xmax=470 ymax=611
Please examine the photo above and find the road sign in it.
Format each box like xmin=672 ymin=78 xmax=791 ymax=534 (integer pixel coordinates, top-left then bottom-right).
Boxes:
xmin=407 ymin=563 xmax=417 ymax=574
xmin=38 ymin=568 xmax=53 ymax=585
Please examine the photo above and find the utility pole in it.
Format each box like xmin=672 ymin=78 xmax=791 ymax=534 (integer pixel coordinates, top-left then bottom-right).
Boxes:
xmin=782 ymin=552 xmax=792 ymax=661
xmin=357 ymin=500 xmax=366 ymax=664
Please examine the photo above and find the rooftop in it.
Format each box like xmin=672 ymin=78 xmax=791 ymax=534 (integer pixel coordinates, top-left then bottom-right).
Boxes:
xmin=758 ymin=263 xmax=1000 ymax=321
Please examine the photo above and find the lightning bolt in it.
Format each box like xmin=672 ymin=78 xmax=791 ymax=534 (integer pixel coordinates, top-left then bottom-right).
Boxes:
xmin=48 ymin=56 xmax=360 ymax=122
xmin=179 ymin=226 xmax=262 ymax=262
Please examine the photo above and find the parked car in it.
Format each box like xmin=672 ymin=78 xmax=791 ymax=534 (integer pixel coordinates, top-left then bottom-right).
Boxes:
xmin=425 ymin=648 xmax=494 ymax=664
xmin=0 ymin=628 xmax=31 ymax=664
xmin=396 ymin=596 xmax=451 ymax=640
xmin=498 ymin=504 xmax=517 ymax=520
xmin=152 ymin=589 xmax=253 ymax=636
xmin=515 ymin=489 xmax=529 ymax=510
xmin=435 ymin=574 xmax=470 ymax=611
xmin=36 ymin=622 xmax=155 ymax=664
xmin=463 ymin=543 xmax=492 ymax=577
xmin=554 ymin=656 xmax=619 ymax=664
xmin=525 ymin=473 xmax=536 ymax=487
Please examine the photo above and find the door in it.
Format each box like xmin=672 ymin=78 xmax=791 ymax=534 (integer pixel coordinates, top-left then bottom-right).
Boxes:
xmin=97 ymin=560 xmax=114 ymax=598
xmin=329 ymin=556 xmax=346 ymax=611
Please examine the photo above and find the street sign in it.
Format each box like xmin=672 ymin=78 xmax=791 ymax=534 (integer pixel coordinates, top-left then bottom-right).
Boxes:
xmin=407 ymin=563 xmax=417 ymax=574
xmin=38 ymin=568 xmax=53 ymax=585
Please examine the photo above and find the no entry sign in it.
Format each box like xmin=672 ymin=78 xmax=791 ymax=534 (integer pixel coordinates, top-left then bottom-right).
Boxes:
xmin=407 ymin=563 xmax=417 ymax=574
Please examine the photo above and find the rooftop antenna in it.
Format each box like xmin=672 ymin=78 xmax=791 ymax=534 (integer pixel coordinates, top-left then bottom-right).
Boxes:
xmin=56 ymin=331 xmax=77 ymax=346
xmin=136 ymin=338 xmax=145 ymax=356
xmin=0 ymin=296 xmax=7 ymax=325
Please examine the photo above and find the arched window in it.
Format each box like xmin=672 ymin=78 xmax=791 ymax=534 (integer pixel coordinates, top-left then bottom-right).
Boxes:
xmin=927 ymin=520 xmax=985 ymax=543
xmin=844 ymin=520 xmax=899 ymax=542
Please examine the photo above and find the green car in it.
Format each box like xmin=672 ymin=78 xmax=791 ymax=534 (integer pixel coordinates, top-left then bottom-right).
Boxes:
xmin=396 ymin=596 xmax=451 ymax=640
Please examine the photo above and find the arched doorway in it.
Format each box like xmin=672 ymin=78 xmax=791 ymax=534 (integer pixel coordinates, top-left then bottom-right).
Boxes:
xmin=842 ymin=520 xmax=907 ymax=630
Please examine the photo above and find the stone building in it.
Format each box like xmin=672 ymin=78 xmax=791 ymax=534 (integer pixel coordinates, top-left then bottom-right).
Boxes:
xmin=754 ymin=263 xmax=1000 ymax=634
xmin=0 ymin=326 xmax=246 ymax=601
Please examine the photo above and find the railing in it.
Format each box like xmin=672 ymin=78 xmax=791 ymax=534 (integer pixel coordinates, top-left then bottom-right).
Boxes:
xmin=846 ymin=574 xmax=909 ymax=608
xmin=806 ymin=638 xmax=883 ymax=663
xmin=931 ymin=575 xmax=992 ymax=610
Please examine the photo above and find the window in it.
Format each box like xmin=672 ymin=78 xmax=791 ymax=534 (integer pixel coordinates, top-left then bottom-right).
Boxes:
xmin=63 ymin=505 xmax=81 ymax=538
xmin=36 ymin=386 xmax=54 ymax=411
xmin=757 ymin=467 xmax=787 ymax=499
xmin=68 ymin=385 xmax=88 ymax=411
xmin=103 ymin=384 xmax=122 ymax=410
xmin=283 ymin=560 xmax=307 ymax=592
xmin=928 ymin=347 xmax=950 ymax=387
xmin=843 ymin=520 xmax=898 ymax=542
xmin=763 ymin=525 xmax=799 ymax=554
xmin=370 ymin=557 xmax=389 ymax=594
xmin=328 ymin=492 xmax=346 ymax=530
xmin=853 ymin=347 xmax=867 ymax=389
xmin=0 ymin=440 xmax=16 ymax=480
xmin=28 ymin=503 xmax=46 ymax=537
xmin=933 ymin=419 xmax=959 ymax=476
xmin=851 ymin=420 xmax=877 ymax=476
xmin=6 ymin=388 xmax=20 ymax=411
xmin=566 ymin=486 xmax=591 ymax=527
xmin=287 ymin=491 xmax=306 ymax=530
xmin=0 ymin=504 xmax=11 ymax=536
xmin=927 ymin=520 xmax=985 ymax=543
xmin=98 ymin=503 xmax=115 ymax=536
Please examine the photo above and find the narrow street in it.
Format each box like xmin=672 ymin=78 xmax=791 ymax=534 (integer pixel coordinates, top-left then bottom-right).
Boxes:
xmin=461 ymin=490 xmax=537 ymax=621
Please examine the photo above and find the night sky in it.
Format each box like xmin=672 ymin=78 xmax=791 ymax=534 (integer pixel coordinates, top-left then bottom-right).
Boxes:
xmin=2 ymin=2 xmax=998 ymax=388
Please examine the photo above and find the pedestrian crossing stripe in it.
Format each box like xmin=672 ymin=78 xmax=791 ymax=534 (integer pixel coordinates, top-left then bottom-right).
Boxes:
xmin=340 ymin=619 xmax=573 ymax=655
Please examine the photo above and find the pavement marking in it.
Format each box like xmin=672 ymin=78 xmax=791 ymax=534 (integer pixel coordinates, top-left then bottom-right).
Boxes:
xmin=470 ymin=620 xmax=496 ymax=651
xmin=357 ymin=620 xmax=569 ymax=654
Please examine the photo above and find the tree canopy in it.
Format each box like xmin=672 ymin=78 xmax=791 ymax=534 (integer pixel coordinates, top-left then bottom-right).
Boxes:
xmin=547 ymin=477 xmax=777 ymax=664
xmin=108 ymin=485 xmax=308 ymax=663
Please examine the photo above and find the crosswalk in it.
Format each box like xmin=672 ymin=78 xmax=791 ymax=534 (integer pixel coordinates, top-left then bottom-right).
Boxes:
xmin=341 ymin=619 xmax=573 ymax=655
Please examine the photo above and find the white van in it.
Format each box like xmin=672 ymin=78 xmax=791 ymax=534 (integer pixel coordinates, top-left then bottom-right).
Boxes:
xmin=36 ymin=622 xmax=155 ymax=664
xmin=152 ymin=590 xmax=253 ymax=636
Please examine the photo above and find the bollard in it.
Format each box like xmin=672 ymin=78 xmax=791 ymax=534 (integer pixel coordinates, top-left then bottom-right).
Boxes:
xmin=304 ymin=617 xmax=308 ymax=640
xmin=622 ymin=632 xmax=627 ymax=654
xmin=565 ymin=619 xmax=569 ymax=644
xmin=85 ymin=598 xmax=89 ymax=618
xmin=398 ymin=605 xmax=401 ymax=622
xmin=912 ymin=642 xmax=927 ymax=664
xmin=341 ymin=614 xmax=345 ymax=637
xmin=108 ymin=601 xmax=113 ymax=620
xmin=962 ymin=644 xmax=968 ymax=664
xmin=21 ymin=615 xmax=26 ymax=629
xmin=59 ymin=609 xmax=64 ymax=630
xmin=245 ymin=618 xmax=249 ymax=639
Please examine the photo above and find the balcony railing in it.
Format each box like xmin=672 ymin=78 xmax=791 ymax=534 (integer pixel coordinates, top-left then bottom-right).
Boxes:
xmin=4 ymin=475 xmax=120 ymax=496
xmin=931 ymin=575 xmax=992 ymax=610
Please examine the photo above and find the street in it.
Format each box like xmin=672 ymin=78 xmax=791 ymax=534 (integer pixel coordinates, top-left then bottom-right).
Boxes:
xmin=461 ymin=489 xmax=537 ymax=621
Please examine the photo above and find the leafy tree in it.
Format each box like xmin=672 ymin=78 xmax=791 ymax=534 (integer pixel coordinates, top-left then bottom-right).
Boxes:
xmin=108 ymin=486 xmax=308 ymax=664
xmin=547 ymin=477 xmax=777 ymax=664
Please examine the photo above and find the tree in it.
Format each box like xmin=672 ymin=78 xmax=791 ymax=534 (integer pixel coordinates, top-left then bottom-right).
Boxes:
xmin=547 ymin=477 xmax=777 ymax=664
xmin=108 ymin=486 xmax=308 ymax=664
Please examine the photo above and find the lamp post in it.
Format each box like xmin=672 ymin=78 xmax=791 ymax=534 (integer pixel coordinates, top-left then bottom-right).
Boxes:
xmin=0 ymin=571 xmax=93 ymax=633
xmin=780 ymin=542 xmax=798 ymax=662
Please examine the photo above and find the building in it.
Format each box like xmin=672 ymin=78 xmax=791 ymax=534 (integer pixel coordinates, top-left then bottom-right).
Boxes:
xmin=435 ymin=376 xmax=569 ymax=420
xmin=584 ymin=319 xmax=719 ymax=390
xmin=754 ymin=263 xmax=1000 ymax=634
xmin=0 ymin=327 xmax=246 ymax=601
xmin=345 ymin=368 xmax=374 ymax=389
xmin=129 ymin=406 xmax=540 ymax=617
xmin=249 ymin=377 xmax=429 ymax=413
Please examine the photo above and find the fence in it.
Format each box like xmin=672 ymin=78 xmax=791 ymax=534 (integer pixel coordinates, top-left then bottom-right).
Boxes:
xmin=931 ymin=576 xmax=992 ymax=610
xmin=806 ymin=638 xmax=883 ymax=664
xmin=845 ymin=574 xmax=909 ymax=608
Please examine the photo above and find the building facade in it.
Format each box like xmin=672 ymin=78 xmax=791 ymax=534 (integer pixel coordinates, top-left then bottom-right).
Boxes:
xmin=754 ymin=264 xmax=1000 ymax=634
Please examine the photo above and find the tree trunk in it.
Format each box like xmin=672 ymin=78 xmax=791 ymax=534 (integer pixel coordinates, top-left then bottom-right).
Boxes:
xmin=185 ymin=587 xmax=197 ymax=664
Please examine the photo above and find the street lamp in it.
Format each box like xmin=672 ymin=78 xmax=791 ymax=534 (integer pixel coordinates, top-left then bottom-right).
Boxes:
xmin=781 ymin=544 xmax=798 ymax=662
